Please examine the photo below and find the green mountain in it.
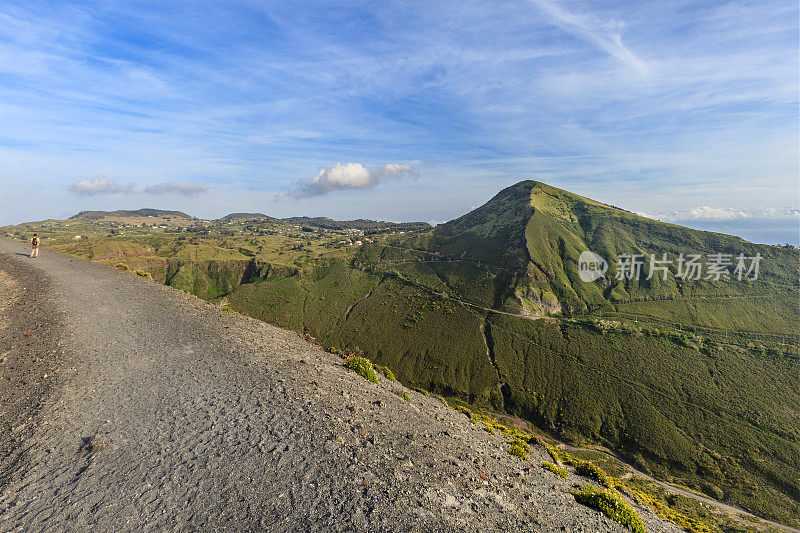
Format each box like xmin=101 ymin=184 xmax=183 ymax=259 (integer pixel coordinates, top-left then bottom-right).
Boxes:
xmin=17 ymin=180 xmax=800 ymax=526
xmin=421 ymin=180 xmax=797 ymax=324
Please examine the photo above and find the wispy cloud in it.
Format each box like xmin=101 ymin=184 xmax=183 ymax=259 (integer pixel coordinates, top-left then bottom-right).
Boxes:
xmin=638 ymin=206 xmax=800 ymax=222
xmin=69 ymin=177 xmax=134 ymax=196
xmin=289 ymin=162 xmax=419 ymax=199
xmin=144 ymin=182 xmax=209 ymax=196
xmin=525 ymin=0 xmax=648 ymax=74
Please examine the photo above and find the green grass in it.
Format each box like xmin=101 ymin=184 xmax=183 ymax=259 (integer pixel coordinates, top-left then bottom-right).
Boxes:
xmin=486 ymin=313 xmax=800 ymax=525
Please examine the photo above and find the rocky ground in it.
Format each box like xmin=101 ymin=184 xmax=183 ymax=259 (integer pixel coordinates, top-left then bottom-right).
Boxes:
xmin=0 ymin=238 xmax=679 ymax=532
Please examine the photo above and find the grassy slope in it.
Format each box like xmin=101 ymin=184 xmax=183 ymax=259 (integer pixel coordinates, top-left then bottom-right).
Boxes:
xmin=488 ymin=314 xmax=800 ymax=524
xmin=519 ymin=182 xmax=798 ymax=319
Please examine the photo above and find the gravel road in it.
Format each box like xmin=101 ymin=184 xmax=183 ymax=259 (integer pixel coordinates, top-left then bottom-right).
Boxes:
xmin=0 ymin=238 xmax=679 ymax=532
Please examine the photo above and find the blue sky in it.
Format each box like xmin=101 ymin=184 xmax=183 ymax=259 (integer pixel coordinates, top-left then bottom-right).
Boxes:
xmin=1 ymin=0 xmax=798 ymax=244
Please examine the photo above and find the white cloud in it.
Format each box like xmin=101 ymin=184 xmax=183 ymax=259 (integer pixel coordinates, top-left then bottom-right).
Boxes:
xmin=144 ymin=181 xmax=209 ymax=196
xmin=644 ymin=206 xmax=800 ymax=222
xmin=69 ymin=177 xmax=134 ymax=196
xmin=634 ymin=210 xmax=659 ymax=220
xmin=289 ymin=162 xmax=419 ymax=198
xmin=679 ymin=206 xmax=751 ymax=221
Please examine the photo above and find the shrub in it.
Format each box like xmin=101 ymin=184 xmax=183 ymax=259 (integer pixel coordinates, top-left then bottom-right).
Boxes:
xmin=572 ymin=485 xmax=645 ymax=533
xmin=343 ymin=356 xmax=378 ymax=383
xmin=115 ymin=262 xmax=129 ymax=271
xmin=542 ymin=462 xmax=568 ymax=479
xmin=374 ymin=365 xmax=396 ymax=381
xmin=574 ymin=459 xmax=615 ymax=489
xmin=474 ymin=414 xmax=534 ymax=442
xmin=403 ymin=392 xmax=411 ymax=402
xmin=508 ymin=441 xmax=528 ymax=460
xmin=512 ymin=437 xmax=531 ymax=451
xmin=134 ymin=270 xmax=152 ymax=279
xmin=544 ymin=443 xmax=561 ymax=464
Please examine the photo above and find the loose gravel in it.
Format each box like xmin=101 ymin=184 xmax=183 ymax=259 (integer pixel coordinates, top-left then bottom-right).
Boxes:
xmin=0 ymin=239 xmax=679 ymax=532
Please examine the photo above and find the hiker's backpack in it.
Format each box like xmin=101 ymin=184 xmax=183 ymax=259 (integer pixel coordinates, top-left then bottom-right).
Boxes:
xmin=32 ymin=237 xmax=39 ymax=246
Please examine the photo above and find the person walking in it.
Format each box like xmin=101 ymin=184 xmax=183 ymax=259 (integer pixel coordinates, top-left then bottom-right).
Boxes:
xmin=30 ymin=234 xmax=40 ymax=258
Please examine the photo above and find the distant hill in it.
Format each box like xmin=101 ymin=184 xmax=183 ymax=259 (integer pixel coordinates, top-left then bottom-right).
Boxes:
xmin=70 ymin=208 xmax=196 ymax=221
xmin=65 ymin=210 xmax=428 ymax=231
xmin=218 ymin=213 xmax=276 ymax=222
xmin=283 ymin=216 xmax=431 ymax=232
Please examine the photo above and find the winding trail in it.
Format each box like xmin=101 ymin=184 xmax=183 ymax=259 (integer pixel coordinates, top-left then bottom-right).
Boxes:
xmin=0 ymin=239 xmax=680 ymax=532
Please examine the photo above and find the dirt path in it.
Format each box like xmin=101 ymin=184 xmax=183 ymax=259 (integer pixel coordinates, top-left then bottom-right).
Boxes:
xmin=0 ymin=239 xmax=680 ymax=532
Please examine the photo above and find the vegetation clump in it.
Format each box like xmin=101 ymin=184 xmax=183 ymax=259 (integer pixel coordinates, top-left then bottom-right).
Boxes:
xmin=508 ymin=438 xmax=531 ymax=460
xmin=134 ymin=269 xmax=152 ymax=279
xmin=373 ymin=364 xmax=396 ymax=381
xmin=544 ymin=443 xmax=562 ymax=464
xmin=573 ymin=459 xmax=615 ymax=489
xmin=115 ymin=262 xmax=128 ymax=271
xmin=403 ymin=392 xmax=411 ymax=402
xmin=572 ymin=485 xmax=645 ymax=533
xmin=542 ymin=462 xmax=568 ymax=479
xmin=343 ymin=356 xmax=378 ymax=383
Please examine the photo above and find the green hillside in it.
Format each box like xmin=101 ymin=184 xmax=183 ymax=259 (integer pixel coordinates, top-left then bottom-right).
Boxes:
xmin=418 ymin=181 xmax=798 ymax=320
xmin=5 ymin=180 xmax=798 ymax=527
